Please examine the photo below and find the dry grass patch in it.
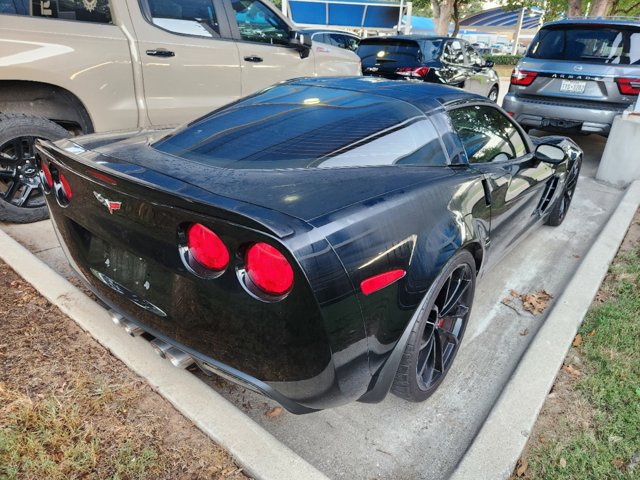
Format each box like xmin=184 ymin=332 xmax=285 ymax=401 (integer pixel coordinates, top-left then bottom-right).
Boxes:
xmin=0 ymin=261 xmax=248 ymax=480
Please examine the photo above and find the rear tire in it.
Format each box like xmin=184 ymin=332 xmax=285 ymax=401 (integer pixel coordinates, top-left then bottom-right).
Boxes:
xmin=546 ymin=156 xmax=582 ymax=227
xmin=488 ymin=85 xmax=499 ymax=103
xmin=0 ymin=113 xmax=69 ymax=223
xmin=391 ymin=250 xmax=476 ymax=402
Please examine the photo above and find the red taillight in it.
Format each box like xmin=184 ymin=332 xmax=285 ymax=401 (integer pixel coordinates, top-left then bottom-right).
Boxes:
xmin=615 ymin=77 xmax=640 ymax=95
xmin=245 ymin=242 xmax=294 ymax=296
xmin=59 ymin=173 xmax=73 ymax=200
xmin=511 ymin=69 xmax=538 ymax=86
xmin=186 ymin=223 xmax=229 ymax=271
xmin=396 ymin=66 xmax=430 ymax=78
xmin=361 ymin=269 xmax=406 ymax=296
xmin=41 ymin=162 xmax=53 ymax=189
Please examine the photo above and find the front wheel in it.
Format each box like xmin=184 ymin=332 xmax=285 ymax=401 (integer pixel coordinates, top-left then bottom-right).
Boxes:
xmin=0 ymin=114 xmax=69 ymax=223
xmin=391 ymin=250 xmax=476 ymax=402
xmin=546 ymin=155 xmax=582 ymax=227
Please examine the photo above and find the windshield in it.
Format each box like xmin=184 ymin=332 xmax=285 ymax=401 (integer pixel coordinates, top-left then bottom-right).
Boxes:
xmin=529 ymin=26 xmax=640 ymax=64
xmin=153 ymin=84 xmax=447 ymax=169
xmin=357 ymin=39 xmax=442 ymax=66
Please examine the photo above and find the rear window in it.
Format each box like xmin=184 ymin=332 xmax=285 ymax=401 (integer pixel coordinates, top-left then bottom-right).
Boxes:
xmin=153 ymin=84 xmax=448 ymax=169
xmin=357 ymin=39 xmax=442 ymax=66
xmin=529 ymin=26 xmax=640 ymax=64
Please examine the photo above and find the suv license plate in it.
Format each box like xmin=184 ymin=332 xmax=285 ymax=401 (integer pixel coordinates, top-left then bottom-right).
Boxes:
xmin=560 ymin=80 xmax=587 ymax=93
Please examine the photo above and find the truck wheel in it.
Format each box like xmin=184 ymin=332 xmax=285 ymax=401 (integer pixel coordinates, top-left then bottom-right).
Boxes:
xmin=0 ymin=114 xmax=69 ymax=223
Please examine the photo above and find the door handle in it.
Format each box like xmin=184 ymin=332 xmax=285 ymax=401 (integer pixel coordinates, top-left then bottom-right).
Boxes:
xmin=146 ymin=49 xmax=175 ymax=57
xmin=244 ymin=56 xmax=263 ymax=63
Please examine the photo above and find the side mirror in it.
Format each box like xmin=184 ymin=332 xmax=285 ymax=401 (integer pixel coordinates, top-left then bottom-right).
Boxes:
xmin=534 ymin=144 xmax=565 ymax=164
xmin=290 ymin=31 xmax=312 ymax=59
xmin=485 ymin=60 xmax=494 ymax=68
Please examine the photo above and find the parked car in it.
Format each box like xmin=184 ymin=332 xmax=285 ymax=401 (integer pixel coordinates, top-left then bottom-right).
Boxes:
xmin=36 ymin=77 xmax=582 ymax=413
xmin=0 ymin=0 xmax=360 ymax=223
xmin=357 ymin=35 xmax=500 ymax=102
xmin=300 ymin=28 xmax=360 ymax=51
xmin=503 ymin=18 xmax=640 ymax=135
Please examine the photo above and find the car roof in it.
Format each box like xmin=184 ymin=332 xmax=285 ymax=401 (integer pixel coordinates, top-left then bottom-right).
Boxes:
xmin=360 ymin=35 xmax=452 ymax=42
xmin=285 ymin=77 xmax=487 ymax=112
xmin=542 ymin=18 xmax=640 ymax=28
xmin=300 ymin=29 xmax=359 ymax=37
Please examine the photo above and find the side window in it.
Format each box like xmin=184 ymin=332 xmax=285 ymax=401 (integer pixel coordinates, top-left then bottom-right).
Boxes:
xmin=148 ymin=0 xmax=220 ymax=37
xmin=313 ymin=33 xmax=329 ymax=44
xmin=448 ymin=105 xmax=527 ymax=164
xmin=465 ymin=44 xmax=481 ymax=66
xmin=231 ymin=0 xmax=289 ymax=46
xmin=442 ymin=40 xmax=464 ymax=65
xmin=28 ymin=0 xmax=112 ymax=22
xmin=329 ymin=33 xmax=347 ymax=49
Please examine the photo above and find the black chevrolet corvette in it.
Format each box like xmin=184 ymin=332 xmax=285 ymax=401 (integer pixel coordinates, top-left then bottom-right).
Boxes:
xmin=36 ymin=78 xmax=582 ymax=413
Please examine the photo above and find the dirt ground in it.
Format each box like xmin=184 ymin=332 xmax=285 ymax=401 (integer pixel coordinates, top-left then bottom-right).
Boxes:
xmin=0 ymin=260 xmax=249 ymax=479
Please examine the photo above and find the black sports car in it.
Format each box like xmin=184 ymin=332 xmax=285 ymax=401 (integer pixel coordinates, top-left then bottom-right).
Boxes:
xmin=36 ymin=78 xmax=582 ymax=414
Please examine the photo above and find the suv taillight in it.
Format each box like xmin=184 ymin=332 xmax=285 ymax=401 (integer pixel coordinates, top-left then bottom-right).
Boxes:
xmin=511 ymin=69 xmax=538 ymax=86
xmin=615 ymin=77 xmax=640 ymax=96
xmin=396 ymin=67 xmax=430 ymax=78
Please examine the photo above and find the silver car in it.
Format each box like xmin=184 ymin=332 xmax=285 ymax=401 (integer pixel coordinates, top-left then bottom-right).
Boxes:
xmin=503 ymin=18 xmax=640 ymax=135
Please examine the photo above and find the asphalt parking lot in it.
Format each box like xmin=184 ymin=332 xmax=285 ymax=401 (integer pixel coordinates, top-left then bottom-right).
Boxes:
xmin=0 ymin=132 xmax=623 ymax=480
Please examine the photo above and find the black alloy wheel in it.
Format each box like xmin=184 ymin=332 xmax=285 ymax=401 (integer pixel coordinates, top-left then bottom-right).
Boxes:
xmin=392 ymin=250 xmax=476 ymax=402
xmin=546 ymin=155 xmax=582 ymax=227
xmin=0 ymin=114 xmax=69 ymax=223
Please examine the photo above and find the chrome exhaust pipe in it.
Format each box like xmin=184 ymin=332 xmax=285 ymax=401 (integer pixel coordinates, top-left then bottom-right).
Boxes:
xmin=165 ymin=347 xmax=195 ymax=369
xmin=110 ymin=311 xmax=124 ymax=325
xmin=150 ymin=338 xmax=172 ymax=358
xmin=122 ymin=320 xmax=143 ymax=337
xmin=110 ymin=311 xmax=143 ymax=336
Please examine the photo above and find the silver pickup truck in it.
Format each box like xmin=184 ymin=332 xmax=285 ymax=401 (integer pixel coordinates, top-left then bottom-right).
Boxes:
xmin=0 ymin=0 xmax=360 ymax=222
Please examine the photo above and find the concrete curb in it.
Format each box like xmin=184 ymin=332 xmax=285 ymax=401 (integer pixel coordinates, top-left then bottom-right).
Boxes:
xmin=450 ymin=180 xmax=640 ymax=480
xmin=0 ymin=229 xmax=328 ymax=480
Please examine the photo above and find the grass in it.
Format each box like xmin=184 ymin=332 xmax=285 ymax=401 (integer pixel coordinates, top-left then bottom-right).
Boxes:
xmin=0 ymin=378 xmax=163 ymax=480
xmin=521 ymin=243 xmax=640 ymax=478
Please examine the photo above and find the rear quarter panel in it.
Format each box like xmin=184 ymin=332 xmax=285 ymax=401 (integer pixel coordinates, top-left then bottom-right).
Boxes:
xmin=310 ymin=167 xmax=489 ymax=375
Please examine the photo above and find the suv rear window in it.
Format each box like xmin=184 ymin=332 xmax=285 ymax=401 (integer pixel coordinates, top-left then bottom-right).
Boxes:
xmin=357 ymin=39 xmax=441 ymax=67
xmin=529 ymin=25 xmax=640 ymax=64
xmin=154 ymin=84 xmax=448 ymax=169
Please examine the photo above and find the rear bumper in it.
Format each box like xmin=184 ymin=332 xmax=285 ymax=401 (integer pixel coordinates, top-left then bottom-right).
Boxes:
xmin=503 ymin=92 xmax=627 ymax=134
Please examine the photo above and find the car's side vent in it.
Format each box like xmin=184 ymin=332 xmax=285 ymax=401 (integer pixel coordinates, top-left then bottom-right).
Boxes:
xmin=536 ymin=177 xmax=560 ymax=214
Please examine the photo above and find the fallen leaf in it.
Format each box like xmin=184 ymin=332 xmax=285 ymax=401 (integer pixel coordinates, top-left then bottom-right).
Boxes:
xmin=502 ymin=297 xmax=512 ymax=305
xmin=515 ymin=457 xmax=528 ymax=477
xmin=613 ymin=458 xmax=625 ymax=469
xmin=587 ymin=329 xmax=596 ymax=337
xmin=562 ymin=364 xmax=582 ymax=377
xmin=538 ymin=435 xmax=546 ymax=444
xmin=265 ymin=406 xmax=283 ymax=418
xmin=521 ymin=290 xmax=553 ymax=315
xmin=572 ymin=334 xmax=583 ymax=347
xmin=510 ymin=289 xmax=520 ymax=297
xmin=559 ymin=458 xmax=567 ymax=468
xmin=519 ymin=328 xmax=529 ymax=336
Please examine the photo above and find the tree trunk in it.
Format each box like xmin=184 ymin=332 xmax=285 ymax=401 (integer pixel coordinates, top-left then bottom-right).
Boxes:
xmin=452 ymin=0 xmax=460 ymax=38
xmin=567 ymin=0 xmax=582 ymax=16
xmin=589 ymin=0 xmax=612 ymax=16
xmin=433 ymin=0 xmax=453 ymax=36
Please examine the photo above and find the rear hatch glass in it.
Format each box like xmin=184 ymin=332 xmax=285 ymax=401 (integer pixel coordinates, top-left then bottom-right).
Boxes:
xmin=357 ymin=39 xmax=441 ymax=69
xmin=153 ymin=84 xmax=447 ymax=170
xmin=528 ymin=25 xmax=640 ymax=64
